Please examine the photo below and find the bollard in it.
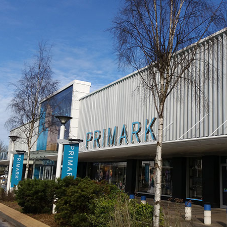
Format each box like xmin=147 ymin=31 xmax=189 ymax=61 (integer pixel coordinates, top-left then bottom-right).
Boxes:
xmin=185 ymin=201 xmax=192 ymax=221
xmin=129 ymin=194 xmax=135 ymax=201
xmin=141 ymin=195 xmax=146 ymax=204
xmin=204 ymin=204 xmax=211 ymax=225
xmin=52 ymin=203 xmax=56 ymax=214
xmin=52 ymin=198 xmax=57 ymax=214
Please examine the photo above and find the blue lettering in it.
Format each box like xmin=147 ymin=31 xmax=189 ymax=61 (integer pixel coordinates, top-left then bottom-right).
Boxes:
xmin=145 ymin=118 xmax=156 ymax=141
xmin=93 ymin=130 xmax=101 ymax=148
xmin=119 ymin=124 xmax=128 ymax=145
xmin=131 ymin=122 xmax=141 ymax=143
xmin=85 ymin=118 xmax=157 ymax=148
xmin=107 ymin=127 xmax=118 ymax=146
xmin=86 ymin=132 xmax=93 ymax=149
xmin=102 ymin=129 xmax=106 ymax=147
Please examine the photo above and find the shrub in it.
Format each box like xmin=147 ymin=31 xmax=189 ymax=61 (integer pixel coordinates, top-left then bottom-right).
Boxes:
xmin=15 ymin=179 xmax=56 ymax=214
xmin=54 ymin=177 xmax=119 ymax=227
xmin=91 ymin=193 xmax=164 ymax=227
xmin=90 ymin=192 xmax=129 ymax=227
xmin=130 ymin=201 xmax=159 ymax=227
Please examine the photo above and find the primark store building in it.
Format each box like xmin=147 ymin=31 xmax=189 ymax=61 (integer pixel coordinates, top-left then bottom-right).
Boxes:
xmin=9 ymin=28 xmax=227 ymax=208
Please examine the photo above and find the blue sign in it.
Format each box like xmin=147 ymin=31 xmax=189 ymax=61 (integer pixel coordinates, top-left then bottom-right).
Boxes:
xmin=11 ymin=153 xmax=24 ymax=187
xmin=61 ymin=144 xmax=79 ymax=179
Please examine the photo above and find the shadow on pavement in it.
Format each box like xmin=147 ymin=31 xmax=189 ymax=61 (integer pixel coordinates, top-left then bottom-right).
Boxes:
xmin=216 ymin=221 xmax=226 ymax=227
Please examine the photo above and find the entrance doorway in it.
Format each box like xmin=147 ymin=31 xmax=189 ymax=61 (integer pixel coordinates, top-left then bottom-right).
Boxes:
xmin=220 ymin=164 xmax=227 ymax=208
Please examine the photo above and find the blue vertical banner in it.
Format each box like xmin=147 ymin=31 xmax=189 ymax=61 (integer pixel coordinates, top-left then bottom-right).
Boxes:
xmin=11 ymin=153 xmax=24 ymax=187
xmin=61 ymin=143 xmax=79 ymax=179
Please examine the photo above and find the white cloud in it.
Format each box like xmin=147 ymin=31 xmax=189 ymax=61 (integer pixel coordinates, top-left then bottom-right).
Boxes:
xmin=52 ymin=41 xmax=132 ymax=91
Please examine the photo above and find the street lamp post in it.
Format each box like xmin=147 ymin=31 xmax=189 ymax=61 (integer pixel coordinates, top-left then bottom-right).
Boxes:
xmin=55 ymin=116 xmax=72 ymax=179
xmin=7 ymin=135 xmax=19 ymax=193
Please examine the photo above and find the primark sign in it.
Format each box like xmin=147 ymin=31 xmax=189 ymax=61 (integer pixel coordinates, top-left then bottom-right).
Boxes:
xmin=86 ymin=117 xmax=156 ymax=149
xmin=62 ymin=144 xmax=79 ymax=178
xmin=11 ymin=153 xmax=24 ymax=187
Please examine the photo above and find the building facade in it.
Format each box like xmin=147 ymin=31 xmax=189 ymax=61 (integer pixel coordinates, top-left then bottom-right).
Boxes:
xmin=76 ymin=28 xmax=227 ymax=208
xmin=9 ymin=28 xmax=227 ymax=208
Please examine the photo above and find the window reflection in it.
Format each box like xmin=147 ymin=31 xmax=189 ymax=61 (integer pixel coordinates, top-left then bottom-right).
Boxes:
xmin=37 ymin=85 xmax=73 ymax=151
xmin=189 ymin=158 xmax=202 ymax=199
xmin=92 ymin=162 xmax=127 ymax=190
xmin=139 ymin=160 xmax=172 ymax=196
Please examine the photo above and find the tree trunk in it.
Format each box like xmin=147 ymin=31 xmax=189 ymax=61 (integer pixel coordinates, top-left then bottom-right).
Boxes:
xmin=24 ymin=148 xmax=30 ymax=179
xmin=153 ymin=117 xmax=163 ymax=227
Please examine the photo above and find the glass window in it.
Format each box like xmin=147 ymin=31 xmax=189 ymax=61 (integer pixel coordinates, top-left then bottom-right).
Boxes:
xmin=92 ymin=162 xmax=127 ymax=190
xmin=33 ymin=161 xmax=56 ymax=180
xmin=221 ymin=157 xmax=227 ymax=164
xmin=0 ymin=152 xmax=7 ymax=160
xmin=221 ymin=165 xmax=227 ymax=206
xmin=188 ymin=158 xmax=202 ymax=199
xmin=138 ymin=159 xmax=172 ymax=196
xmin=162 ymin=160 xmax=172 ymax=196
xmin=37 ymin=85 xmax=73 ymax=151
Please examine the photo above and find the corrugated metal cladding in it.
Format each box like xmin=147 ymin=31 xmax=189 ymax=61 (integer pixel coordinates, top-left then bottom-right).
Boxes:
xmin=78 ymin=28 xmax=227 ymax=152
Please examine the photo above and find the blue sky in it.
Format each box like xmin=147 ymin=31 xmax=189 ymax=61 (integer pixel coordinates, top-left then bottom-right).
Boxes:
xmin=0 ymin=0 xmax=133 ymax=145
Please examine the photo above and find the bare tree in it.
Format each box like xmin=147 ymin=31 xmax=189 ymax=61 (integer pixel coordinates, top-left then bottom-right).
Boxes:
xmin=0 ymin=140 xmax=8 ymax=160
xmin=6 ymin=42 xmax=59 ymax=179
xmin=112 ymin=0 xmax=226 ymax=226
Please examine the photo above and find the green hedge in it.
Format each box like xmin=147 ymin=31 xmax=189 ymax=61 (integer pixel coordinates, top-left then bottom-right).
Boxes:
xmin=54 ymin=177 xmax=119 ymax=227
xmin=15 ymin=179 xmax=56 ymax=214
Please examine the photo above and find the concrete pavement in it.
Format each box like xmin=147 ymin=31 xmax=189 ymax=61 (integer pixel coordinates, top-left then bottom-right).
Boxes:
xmin=148 ymin=198 xmax=227 ymax=226
xmin=0 ymin=203 xmax=49 ymax=227
xmin=0 ymin=198 xmax=226 ymax=226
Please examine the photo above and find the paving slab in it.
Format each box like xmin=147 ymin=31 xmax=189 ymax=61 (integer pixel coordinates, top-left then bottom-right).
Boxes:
xmin=0 ymin=203 xmax=50 ymax=227
xmin=145 ymin=197 xmax=227 ymax=227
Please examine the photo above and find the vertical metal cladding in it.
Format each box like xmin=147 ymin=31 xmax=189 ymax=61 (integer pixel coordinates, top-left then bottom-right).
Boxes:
xmin=78 ymin=29 xmax=227 ymax=152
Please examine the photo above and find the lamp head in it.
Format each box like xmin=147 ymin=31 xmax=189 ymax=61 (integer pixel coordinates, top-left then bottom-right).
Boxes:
xmin=55 ymin=115 xmax=72 ymax=125
xmin=68 ymin=138 xmax=83 ymax=143
xmin=9 ymin=135 xmax=20 ymax=142
xmin=15 ymin=150 xmax=26 ymax=153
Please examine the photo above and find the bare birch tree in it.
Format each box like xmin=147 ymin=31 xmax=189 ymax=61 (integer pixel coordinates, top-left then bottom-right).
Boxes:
xmin=5 ymin=42 xmax=59 ymax=180
xmin=0 ymin=140 xmax=7 ymax=159
xmin=112 ymin=0 xmax=226 ymax=226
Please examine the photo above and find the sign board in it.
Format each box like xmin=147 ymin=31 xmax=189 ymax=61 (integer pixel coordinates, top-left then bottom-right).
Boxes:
xmin=11 ymin=153 xmax=24 ymax=187
xmin=61 ymin=144 xmax=79 ymax=179
xmin=86 ymin=118 xmax=156 ymax=149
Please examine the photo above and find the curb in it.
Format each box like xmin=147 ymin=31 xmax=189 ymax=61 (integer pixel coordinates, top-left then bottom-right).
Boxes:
xmin=0 ymin=210 xmax=25 ymax=227
xmin=0 ymin=203 xmax=50 ymax=227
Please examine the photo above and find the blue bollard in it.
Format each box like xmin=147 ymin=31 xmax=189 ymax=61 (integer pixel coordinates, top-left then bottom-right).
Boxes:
xmin=129 ymin=194 xmax=135 ymax=201
xmin=204 ymin=204 xmax=211 ymax=225
xmin=141 ymin=195 xmax=146 ymax=204
xmin=185 ymin=201 xmax=191 ymax=221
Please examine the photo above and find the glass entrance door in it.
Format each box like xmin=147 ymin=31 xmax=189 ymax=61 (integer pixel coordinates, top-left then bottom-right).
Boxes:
xmin=220 ymin=164 xmax=227 ymax=208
